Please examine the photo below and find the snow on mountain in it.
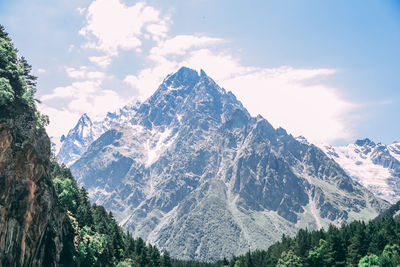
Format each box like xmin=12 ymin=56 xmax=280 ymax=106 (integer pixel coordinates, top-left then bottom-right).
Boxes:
xmin=295 ymin=135 xmax=310 ymax=145
xmin=320 ymin=138 xmax=400 ymax=203
xmin=69 ymin=67 xmax=389 ymax=261
xmin=56 ymin=101 xmax=140 ymax=166
xmin=389 ymin=142 xmax=400 ymax=163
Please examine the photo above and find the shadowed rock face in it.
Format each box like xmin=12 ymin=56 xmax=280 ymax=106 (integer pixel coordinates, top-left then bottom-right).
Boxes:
xmin=0 ymin=120 xmax=74 ymax=267
xmin=71 ymin=67 xmax=389 ymax=261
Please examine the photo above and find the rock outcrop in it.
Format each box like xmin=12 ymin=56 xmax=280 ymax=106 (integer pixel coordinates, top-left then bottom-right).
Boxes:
xmin=0 ymin=118 xmax=74 ymax=266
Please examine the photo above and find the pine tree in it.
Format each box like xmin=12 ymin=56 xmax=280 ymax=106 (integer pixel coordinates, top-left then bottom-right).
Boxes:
xmin=19 ymin=56 xmax=37 ymax=87
xmin=0 ymin=25 xmax=11 ymax=41
xmin=294 ymin=228 xmax=311 ymax=258
xmin=307 ymin=239 xmax=327 ymax=267
xmin=380 ymin=244 xmax=400 ymax=267
xmin=161 ymin=251 xmax=172 ymax=267
xmin=324 ymin=226 xmax=346 ymax=266
xmin=346 ymin=222 xmax=369 ymax=265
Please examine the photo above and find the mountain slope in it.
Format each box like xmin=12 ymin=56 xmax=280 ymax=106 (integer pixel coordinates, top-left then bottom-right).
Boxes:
xmin=71 ymin=67 xmax=389 ymax=261
xmin=321 ymin=139 xmax=400 ymax=203
xmin=57 ymin=102 xmax=140 ymax=166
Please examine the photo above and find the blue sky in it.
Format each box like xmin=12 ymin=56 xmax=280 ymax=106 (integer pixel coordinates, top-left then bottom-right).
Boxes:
xmin=1 ymin=0 xmax=399 ymax=146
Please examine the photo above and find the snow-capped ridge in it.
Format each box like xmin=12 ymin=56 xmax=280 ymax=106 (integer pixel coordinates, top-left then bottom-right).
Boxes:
xmin=296 ymin=135 xmax=310 ymax=145
xmin=320 ymin=138 xmax=400 ymax=203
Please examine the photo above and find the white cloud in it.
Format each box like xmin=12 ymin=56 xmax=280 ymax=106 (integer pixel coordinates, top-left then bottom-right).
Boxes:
xmin=79 ymin=0 xmax=169 ymax=63
xmin=41 ymin=81 xmax=125 ymax=117
xmin=124 ymin=62 xmax=178 ymax=100
xmin=39 ymin=105 xmax=81 ymax=144
xmin=40 ymin=79 xmax=127 ymax=141
xmin=65 ymin=66 xmax=107 ymax=80
xmin=89 ymin=55 xmax=112 ymax=68
xmin=77 ymin=7 xmax=86 ymax=15
xmin=65 ymin=66 xmax=87 ymax=79
xmin=68 ymin=44 xmax=75 ymax=52
xmin=149 ymin=35 xmax=224 ymax=62
xmin=35 ymin=68 xmax=46 ymax=74
xmin=220 ymin=67 xmax=354 ymax=144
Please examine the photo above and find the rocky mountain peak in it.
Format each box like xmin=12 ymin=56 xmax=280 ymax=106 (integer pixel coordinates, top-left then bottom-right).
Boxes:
xmin=355 ymin=138 xmax=376 ymax=147
xmin=132 ymin=67 xmax=244 ymax=131
xmin=71 ymin=113 xmax=94 ymax=139
xmin=163 ymin=66 xmax=200 ymax=89
xmin=70 ymin=67 xmax=388 ymax=261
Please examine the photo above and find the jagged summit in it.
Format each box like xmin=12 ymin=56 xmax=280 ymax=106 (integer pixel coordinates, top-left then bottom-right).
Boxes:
xmin=355 ymin=138 xmax=376 ymax=147
xmin=131 ymin=66 xmax=245 ymax=131
xmin=163 ymin=66 xmax=200 ymax=88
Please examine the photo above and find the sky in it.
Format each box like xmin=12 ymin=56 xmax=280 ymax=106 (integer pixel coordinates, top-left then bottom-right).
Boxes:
xmin=1 ymin=0 xmax=399 ymax=146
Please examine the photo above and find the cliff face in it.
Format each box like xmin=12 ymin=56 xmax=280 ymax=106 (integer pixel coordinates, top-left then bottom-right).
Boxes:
xmin=0 ymin=119 xmax=74 ymax=267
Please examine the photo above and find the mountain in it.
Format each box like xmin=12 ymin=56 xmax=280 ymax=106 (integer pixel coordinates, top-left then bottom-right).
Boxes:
xmin=320 ymin=139 xmax=400 ymax=203
xmin=57 ymin=102 xmax=140 ymax=166
xmin=70 ymin=67 xmax=389 ymax=261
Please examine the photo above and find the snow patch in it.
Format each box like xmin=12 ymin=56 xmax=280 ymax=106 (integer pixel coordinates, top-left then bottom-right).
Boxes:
xmin=145 ymin=128 xmax=175 ymax=167
xmin=321 ymin=144 xmax=395 ymax=202
xmin=389 ymin=142 xmax=400 ymax=163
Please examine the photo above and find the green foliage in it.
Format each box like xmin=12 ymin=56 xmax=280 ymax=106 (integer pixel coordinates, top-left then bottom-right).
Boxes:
xmin=77 ymin=226 xmax=108 ymax=265
xmin=161 ymin=251 xmax=172 ymax=267
xmin=276 ymin=250 xmax=304 ymax=267
xmin=380 ymin=244 xmax=400 ymax=267
xmin=0 ymin=24 xmax=47 ymax=129
xmin=0 ymin=33 xmax=26 ymax=104
xmin=0 ymin=77 xmax=14 ymax=106
xmin=307 ymin=239 xmax=327 ymax=267
xmin=116 ymin=258 xmax=135 ymax=267
xmin=53 ymin=177 xmax=80 ymax=212
xmin=358 ymin=254 xmax=380 ymax=267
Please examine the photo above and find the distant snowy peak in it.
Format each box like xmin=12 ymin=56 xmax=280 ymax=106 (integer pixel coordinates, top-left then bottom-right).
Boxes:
xmin=388 ymin=142 xmax=400 ymax=163
xmin=320 ymin=138 xmax=400 ymax=203
xmin=56 ymin=101 xmax=141 ymax=166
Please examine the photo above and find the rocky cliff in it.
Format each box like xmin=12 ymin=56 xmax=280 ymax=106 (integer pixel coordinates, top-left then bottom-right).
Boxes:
xmin=0 ymin=117 xmax=74 ymax=266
